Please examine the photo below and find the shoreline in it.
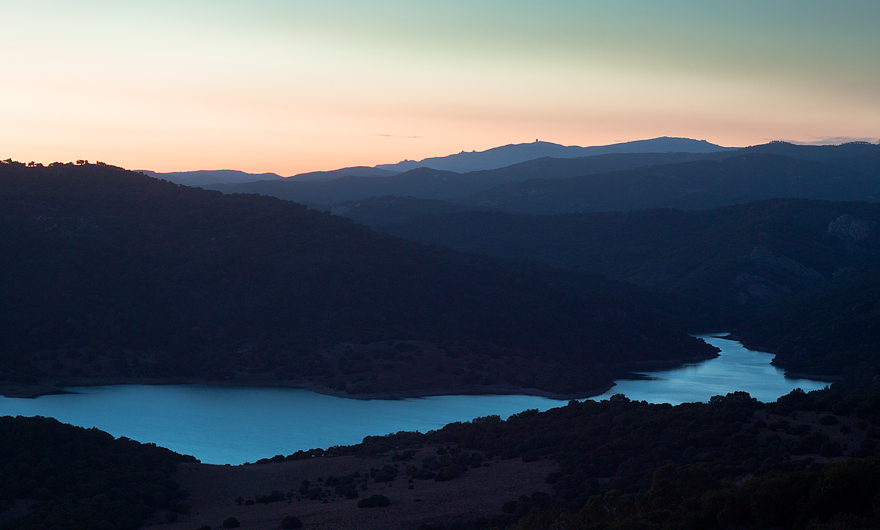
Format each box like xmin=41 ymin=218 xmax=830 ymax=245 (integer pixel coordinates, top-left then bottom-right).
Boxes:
xmin=0 ymin=341 xmax=746 ymax=402
xmin=0 ymin=377 xmax=615 ymax=402
xmin=734 ymin=336 xmax=842 ymax=384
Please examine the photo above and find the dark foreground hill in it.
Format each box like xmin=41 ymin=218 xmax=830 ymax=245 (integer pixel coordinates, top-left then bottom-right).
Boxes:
xmin=0 ymin=416 xmax=193 ymax=530
xmin=0 ymin=161 xmax=714 ymax=397
xmin=12 ymin=383 xmax=875 ymax=530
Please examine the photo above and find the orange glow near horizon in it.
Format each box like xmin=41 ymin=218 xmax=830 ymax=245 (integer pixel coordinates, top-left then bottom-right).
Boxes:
xmin=2 ymin=2 xmax=878 ymax=176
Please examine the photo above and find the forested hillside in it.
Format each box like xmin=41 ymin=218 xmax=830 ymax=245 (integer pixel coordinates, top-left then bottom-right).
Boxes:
xmin=0 ymin=161 xmax=714 ymax=396
xmin=372 ymin=198 xmax=880 ymax=379
xmin=739 ymin=268 xmax=880 ymax=377
xmin=378 ymin=199 xmax=880 ymax=313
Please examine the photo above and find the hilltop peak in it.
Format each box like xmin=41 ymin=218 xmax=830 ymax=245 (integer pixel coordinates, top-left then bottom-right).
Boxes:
xmin=375 ymin=137 xmax=734 ymax=173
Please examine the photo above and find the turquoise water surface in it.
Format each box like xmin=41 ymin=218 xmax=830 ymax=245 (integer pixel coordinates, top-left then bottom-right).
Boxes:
xmin=0 ymin=335 xmax=829 ymax=464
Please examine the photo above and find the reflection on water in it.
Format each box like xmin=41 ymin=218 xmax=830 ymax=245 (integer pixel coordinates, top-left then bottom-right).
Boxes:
xmin=0 ymin=335 xmax=831 ymax=464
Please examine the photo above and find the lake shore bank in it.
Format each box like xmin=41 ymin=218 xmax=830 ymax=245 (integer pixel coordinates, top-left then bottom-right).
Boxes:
xmin=0 ymin=350 xmax=730 ymax=401
xmin=0 ymin=376 xmax=612 ymax=401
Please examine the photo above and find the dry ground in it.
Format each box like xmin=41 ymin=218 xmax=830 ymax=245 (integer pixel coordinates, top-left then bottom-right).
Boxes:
xmin=148 ymin=444 xmax=557 ymax=530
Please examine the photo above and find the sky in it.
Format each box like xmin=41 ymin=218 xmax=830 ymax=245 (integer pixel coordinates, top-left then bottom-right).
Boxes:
xmin=2 ymin=1 xmax=879 ymax=175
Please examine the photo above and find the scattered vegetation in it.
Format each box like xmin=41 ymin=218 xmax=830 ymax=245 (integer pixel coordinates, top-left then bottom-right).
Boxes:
xmin=249 ymin=383 xmax=880 ymax=529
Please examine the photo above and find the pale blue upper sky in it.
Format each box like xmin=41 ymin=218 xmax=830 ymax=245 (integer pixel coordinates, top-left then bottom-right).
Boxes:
xmin=2 ymin=1 xmax=878 ymax=173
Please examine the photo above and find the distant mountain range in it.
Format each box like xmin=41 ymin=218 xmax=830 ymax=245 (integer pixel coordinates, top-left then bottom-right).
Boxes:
xmin=374 ymin=137 xmax=736 ymax=173
xmin=456 ymin=151 xmax=880 ymax=214
xmin=285 ymin=166 xmax=400 ymax=181
xmin=143 ymin=136 xmax=736 ymax=187
xmin=202 ymin=142 xmax=880 ymax=213
xmin=205 ymin=151 xmax=735 ymax=204
xmin=145 ymin=139 xmax=880 ymax=193
xmin=738 ymin=140 xmax=880 ymax=161
xmin=140 ymin=169 xmax=284 ymax=186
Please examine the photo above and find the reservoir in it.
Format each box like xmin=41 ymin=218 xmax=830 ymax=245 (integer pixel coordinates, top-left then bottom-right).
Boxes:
xmin=0 ymin=335 xmax=829 ymax=464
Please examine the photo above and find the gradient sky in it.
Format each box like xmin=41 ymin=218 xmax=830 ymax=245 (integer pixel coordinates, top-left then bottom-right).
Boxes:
xmin=2 ymin=1 xmax=879 ymax=175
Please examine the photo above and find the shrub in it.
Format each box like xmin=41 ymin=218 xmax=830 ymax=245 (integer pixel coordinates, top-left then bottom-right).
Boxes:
xmin=821 ymin=442 xmax=843 ymax=458
xmin=819 ymin=415 xmax=839 ymax=426
xmin=357 ymin=494 xmax=391 ymax=508
xmin=434 ymin=466 xmax=462 ymax=482
xmin=371 ymin=465 xmax=398 ymax=483
xmin=281 ymin=515 xmax=303 ymax=529
xmin=256 ymin=490 xmax=285 ymax=504
xmin=222 ymin=517 xmax=241 ymax=528
xmin=412 ymin=469 xmax=436 ymax=480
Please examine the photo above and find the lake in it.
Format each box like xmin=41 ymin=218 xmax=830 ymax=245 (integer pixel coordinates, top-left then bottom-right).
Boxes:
xmin=0 ymin=335 xmax=829 ymax=464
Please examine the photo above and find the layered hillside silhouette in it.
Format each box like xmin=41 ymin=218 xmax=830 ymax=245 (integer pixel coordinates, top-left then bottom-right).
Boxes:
xmin=376 ymin=200 xmax=880 ymax=310
xmin=203 ymin=143 xmax=880 ymax=215
xmin=205 ymin=151 xmax=733 ymax=205
xmin=140 ymin=169 xmax=284 ymax=186
xmin=458 ymin=152 xmax=880 ymax=214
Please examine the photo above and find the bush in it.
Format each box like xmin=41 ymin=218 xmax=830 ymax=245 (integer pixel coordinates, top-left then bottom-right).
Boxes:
xmin=821 ymin=442 xmax=844 ymax=458
xmin=371 ymin=465 xmax=398 ymax=483
xmin=434 ymin=466 xmax=462 ymax=482
xmin=222 ymin=517 xmax=241 ymax=528
xmin=256 ymin=490 xmax=285 ymax=504
xmin=819 ymin=415 xmax=839 ymax=426
xmin=335 ymin=483 xmax=359 ymax=499
xmin=281 ymin=515 xmax=304 ymax=529
xmin=357 ymin=494 xmax=391 ymax=508
xmin=412 ymin=469 xmax=436 ymax=480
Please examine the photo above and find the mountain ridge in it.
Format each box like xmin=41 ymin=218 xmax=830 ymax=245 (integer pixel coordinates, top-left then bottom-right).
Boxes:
xmin=205 ymin=151 xmax=735 ymax=205
xmin=375 ymin=136 xmax=736 ymax=173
